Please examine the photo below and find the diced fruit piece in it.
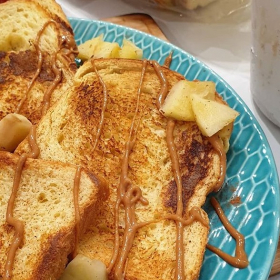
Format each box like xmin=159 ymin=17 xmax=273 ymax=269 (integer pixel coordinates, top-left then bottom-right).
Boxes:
xmin=77 ymin=37 xmax=143 ymax=61
xmin=59 ymin=254 xmax=108 ymax=280
xmin=94 ymin=41 xmax=120 ymax=59
xmin=191 ymin=94 xmax=239 ymax=137
xmin=217 ymin=123 xmax=233 ymax=152
xmin=77 ymin=35 xmax=104 ymax=61
xmin=188 ymin=80 xmax=216 ymax=100
xmin=160 ymin=80 xmax=216 ymax=121
xmin=119 ymin=39 xmax=143 ymax=59
xmin=0 ymin=113 xmax=32 ymax=152
xmin=161 ymin=80 xmax=195 ymax=121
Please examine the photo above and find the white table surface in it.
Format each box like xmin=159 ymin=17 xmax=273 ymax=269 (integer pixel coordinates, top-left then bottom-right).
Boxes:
xmin=56 ymin=0 xmax=280 ymax=279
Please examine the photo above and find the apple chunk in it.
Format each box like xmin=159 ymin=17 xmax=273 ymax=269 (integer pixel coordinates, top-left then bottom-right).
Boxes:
xmin=160 ymin=80 xmax=216 ymax=121
xmin=77 ymin=36 xmax=142 ymax=61
xmin=119 ymin=39 xmax=143 ymax=59
xmin=94 ymin=41 xmax=120 ymax=59
xmin=191 ymin=94 xmax=239 ymax=137
xmin=77 ymin=35 xmax=103 ymax=61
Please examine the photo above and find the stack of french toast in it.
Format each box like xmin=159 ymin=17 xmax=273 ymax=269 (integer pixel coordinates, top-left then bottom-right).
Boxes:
xmin=0 ymin=1 xmax=239 ymax=279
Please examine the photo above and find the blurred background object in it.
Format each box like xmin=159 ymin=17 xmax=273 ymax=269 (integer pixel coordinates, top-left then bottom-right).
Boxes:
xmin=251 ymin=0 xmax=280 ymax=127
xmin=122 ymin=0 xmax=250 ymax=22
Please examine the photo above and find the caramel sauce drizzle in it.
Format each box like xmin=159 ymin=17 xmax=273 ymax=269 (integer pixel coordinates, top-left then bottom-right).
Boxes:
xmin=4 ymin=154 xmax=27 ymax=280
xmin=153 ymin=58 xmax=238 ymax=279
xmin=40 ymin=20 xmax=78 ymax=115
xmin=5 ymin=20 xmax=79 ymax=278
xmin=54 ymin=31 xmax=78 ymax=80
xmin=206 ymin=197 xmax=249 ymax=268
xmin=208 ymin=134 xmax=226 ymax=192
xmin=91 ymin=60 xmax=108 ymax=151
xmin=108 ymin=60 xmax=149 ymax=279
xmin=41 ymin=53 xmax=62 ymax=115
xmin=16 ymin=20 xmax=57 ymax=113
xmin=72 ymin=166 xmax=82 ymax=259
xmin=152 ymin=60 xmax=187 ymax=280
xmin=4 ymin=126 xmax=39 ymax=280
xmin=16 ymin=19 xmax=75 ymax=116
xmin=60 ymin=32 xmax=79 ymax=62
xmin=164 ymin=207 xmax=208 ymax=228
xmin=166 ymin=119 xmax=185 ymax=280
xmin=153 ymin=61 xmax=169 ymax=110
xmin=163 ymin=51 xmax=173 ymax=68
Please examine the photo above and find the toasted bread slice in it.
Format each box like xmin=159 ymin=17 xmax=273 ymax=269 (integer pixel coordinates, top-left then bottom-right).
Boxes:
xmin=28 ymin=0 xmax=70 ymax=26
xmin=16 ymin=58 xmax=223 ymax=280
xmin=0 ymin=0 xmax=68 ymax=53
xmin=0 ymin=151 xmax=108 ymax=280
xmin=0 ymin=0 xmax=77 ymax=124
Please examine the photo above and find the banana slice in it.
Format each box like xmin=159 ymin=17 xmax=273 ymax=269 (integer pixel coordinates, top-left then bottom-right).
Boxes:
xmin=0 ymin=113 xmax=32 ymax=152
xmin=59 ymin=254 xmax=108 ymax=280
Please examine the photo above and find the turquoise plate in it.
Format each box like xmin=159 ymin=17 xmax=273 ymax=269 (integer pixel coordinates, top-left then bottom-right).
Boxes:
xmin=69 ymin=18 xmax=280 ymax=280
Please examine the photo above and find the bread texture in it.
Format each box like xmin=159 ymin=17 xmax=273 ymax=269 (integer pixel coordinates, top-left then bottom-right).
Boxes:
xmin=0 ymin=151 xmax=108 ymax=280
xmin=0 ymin=0 xmax=77 ymax=124
xmin=29 ymin=0 xmax=70 ymax=25
xmin=16 ymin=58 xmax=223 ymax=280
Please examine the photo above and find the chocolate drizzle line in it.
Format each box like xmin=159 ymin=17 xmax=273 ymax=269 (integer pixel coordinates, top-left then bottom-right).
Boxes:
xmin=4 ymin=126 xmax=39 ymax=280
xmin=206 ymin=197 xmax=249 ymax=268
xmin=108 ymin=60 xmax=149 ymax=279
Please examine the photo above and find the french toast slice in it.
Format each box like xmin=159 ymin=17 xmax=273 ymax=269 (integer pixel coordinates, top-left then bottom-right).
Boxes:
xmin=16 ymin=58 xmax=223 ymax=280
xmin=0 ymin=0 xmax=77 ymax=124
xmin=28 ymin=0 xmax=71 ymax=26
xmin=0 ymin=151 xmax=108 ymax=280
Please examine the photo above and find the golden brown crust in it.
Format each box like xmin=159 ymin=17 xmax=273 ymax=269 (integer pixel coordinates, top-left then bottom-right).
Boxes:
xmin=164 ymin=123 xmax=214 ymax=213
xmin=0 ymin=151 xmax=107 ymax=280
xmin=16 ymin=58 xmax=224 ymax=280
xmin=0 ymin=0 xmax=77 ymax=124
xmin=30 ymin=0 xmax=71 ymax=27
xmin=0 ymin=50 xmax=59 ymax=123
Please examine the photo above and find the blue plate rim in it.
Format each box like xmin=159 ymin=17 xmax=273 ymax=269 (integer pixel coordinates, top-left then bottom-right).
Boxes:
xmin=69 ymin=17 xmax=280 ymax=279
